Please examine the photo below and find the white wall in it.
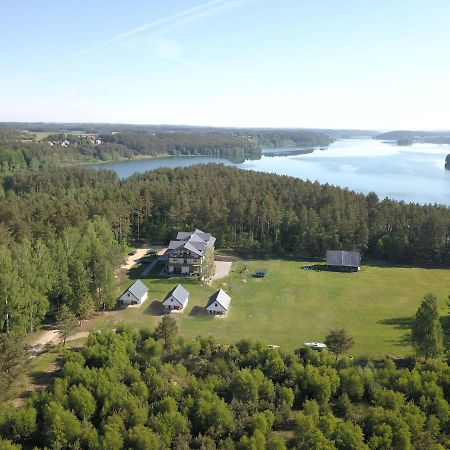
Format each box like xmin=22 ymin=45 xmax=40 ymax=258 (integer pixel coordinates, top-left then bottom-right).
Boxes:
xmin=120 ymin=291 xmax=140 ymax=304
xmin=163 ymin=295 xmax=186 ymax=310
xmin=207 ymin=302 xmax=227 ymax=314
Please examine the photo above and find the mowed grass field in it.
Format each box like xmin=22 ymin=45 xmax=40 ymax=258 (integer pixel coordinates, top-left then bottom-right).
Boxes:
xmin=87 ymin=258 xmax=450 ymax=358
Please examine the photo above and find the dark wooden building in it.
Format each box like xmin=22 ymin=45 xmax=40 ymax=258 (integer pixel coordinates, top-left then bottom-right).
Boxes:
xmin=326 ymin=250 xmax=361 ymax=272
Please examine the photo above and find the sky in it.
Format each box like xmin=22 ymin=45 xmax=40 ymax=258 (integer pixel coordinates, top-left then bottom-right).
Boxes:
xmin=1 ymin=0 xmax=450 ymax=130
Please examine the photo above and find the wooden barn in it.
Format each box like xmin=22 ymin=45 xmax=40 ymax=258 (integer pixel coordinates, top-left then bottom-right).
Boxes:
xmin=326 ymin=250 xmax=361 ymax=272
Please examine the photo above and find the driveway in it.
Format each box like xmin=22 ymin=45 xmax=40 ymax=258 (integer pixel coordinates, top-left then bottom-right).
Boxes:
xmin=141 ymin=247 xmax=167 ymax=276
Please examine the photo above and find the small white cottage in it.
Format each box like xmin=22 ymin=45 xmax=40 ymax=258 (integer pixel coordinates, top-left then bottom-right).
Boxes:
xmin=162 ymin=284 xmax=189 ymax=311
xmin=119 ymin=279 xmax=148 ymax=305
xmin=206 ymin=289 xmax=231 ymax=315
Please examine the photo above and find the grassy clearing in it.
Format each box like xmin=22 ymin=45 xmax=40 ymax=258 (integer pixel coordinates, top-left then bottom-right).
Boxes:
xmin=85 ymin=257 xmax=450 ymax=358
xmin=9 ymin=347 xmax=64 ymax=405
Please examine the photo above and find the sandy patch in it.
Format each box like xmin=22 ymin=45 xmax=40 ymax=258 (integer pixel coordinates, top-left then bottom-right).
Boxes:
xmin=212 ymin=261 xmax=232 ymax=280
xmin=28 ymin=330 xmax=60 ymax=357
xmin=121 ymin=245 xmax=151 ymax=271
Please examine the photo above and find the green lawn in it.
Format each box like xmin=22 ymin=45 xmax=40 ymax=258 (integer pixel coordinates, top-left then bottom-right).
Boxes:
xmin=89 ymin=258 xmax=450 ymax=358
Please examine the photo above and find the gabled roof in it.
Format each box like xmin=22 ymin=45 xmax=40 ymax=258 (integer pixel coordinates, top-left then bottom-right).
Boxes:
xmin=127 ymin=279 xmax=148 ymax=299
xmin=164 ymin=284 xmax=189 ymax=307
xmin=168 ymin=229 xmax=216 ymax=257
xmin=326 ymin=250 xmax=361 ymax=267
xmin=207 ymin=289 xmax=231 ymax=310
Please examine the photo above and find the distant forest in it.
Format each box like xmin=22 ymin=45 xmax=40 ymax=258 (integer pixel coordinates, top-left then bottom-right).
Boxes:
xmin=0 ymin=122 xmax=378 ymax=138
xmin=375 ymin=130 xmax=450 ymax=145
xmin=0 ymin=127 xmax=333 ymax=174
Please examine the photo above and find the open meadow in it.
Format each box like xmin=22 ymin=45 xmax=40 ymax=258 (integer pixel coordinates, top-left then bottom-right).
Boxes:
xmin=83 ymin=257 xmax=450 ymax=358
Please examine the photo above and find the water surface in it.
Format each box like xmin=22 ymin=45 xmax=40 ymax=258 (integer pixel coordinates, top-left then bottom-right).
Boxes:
xmin=89 ymin=139 xmax=450 ymax=205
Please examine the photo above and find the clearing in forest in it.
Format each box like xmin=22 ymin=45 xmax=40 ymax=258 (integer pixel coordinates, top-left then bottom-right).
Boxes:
xmin=85 ymin=257 xmax=450 ymax=358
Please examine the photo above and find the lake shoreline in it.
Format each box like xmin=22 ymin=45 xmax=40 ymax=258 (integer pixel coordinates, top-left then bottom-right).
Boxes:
xmin=86 ymin=139 xmax=450 ymax=206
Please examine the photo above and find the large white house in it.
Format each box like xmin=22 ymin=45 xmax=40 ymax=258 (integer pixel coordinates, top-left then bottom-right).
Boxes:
xmin=206 ymin=289 xmax=231 ymax=315
xmin=166 ymin=229 xmax=215 ymax=277
xmin=162 ymin=284 xmax=190 ymax=311
xmin=119 ymin=279 xmax=148 ymax=305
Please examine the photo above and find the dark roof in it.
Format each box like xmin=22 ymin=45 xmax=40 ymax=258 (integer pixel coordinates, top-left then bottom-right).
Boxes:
xmin=164 ymin=284 xmax=189 ymax=306
xmin=207 ymin=289 xmax=231 ymax=310
xmin=127 ymin=279 xmax=148 ymax=299
xmin=326 ymin=250 xmax=361 ymax=267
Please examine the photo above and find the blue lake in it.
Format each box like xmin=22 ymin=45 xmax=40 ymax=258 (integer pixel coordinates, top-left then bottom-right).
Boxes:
xmin=89 ymin=139 xmax=450 ymax=206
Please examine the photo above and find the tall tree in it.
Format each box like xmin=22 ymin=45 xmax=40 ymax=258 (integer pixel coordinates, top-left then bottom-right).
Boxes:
xmin=154 ymin=316 xmax=178 ymax=349
xmin=56 ymin=305 xmax=78 ymax=345
xmin=0 ymin=246 xmax=25 ymax=333
xmin=411 ymin=293 xmax=444 ymax=360
xmin=324 ymin=329 xmax=355 ymax=360
xmin=0 ymin=332 xmax=26 ymax=397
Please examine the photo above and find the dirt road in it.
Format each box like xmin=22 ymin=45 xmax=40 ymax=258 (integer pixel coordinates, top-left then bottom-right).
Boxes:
xmin=28 ymin=330 xmax=60 ymax=357
xmin=121 ymin=245 xmax=151 ymax=271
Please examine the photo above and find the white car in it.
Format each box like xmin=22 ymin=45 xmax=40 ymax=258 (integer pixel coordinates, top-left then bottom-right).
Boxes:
xmin=304 ymin=342 xmax=327 ymax=351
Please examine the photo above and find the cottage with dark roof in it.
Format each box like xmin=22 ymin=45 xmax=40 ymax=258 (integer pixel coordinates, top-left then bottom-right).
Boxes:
xmin=206 ymin=289 xmax=231 ymax=315
xmin=119 ymin=279 xmax=148 ymax=305
xmin=166 ymin=229 xmax=215 ymax=277
xmin=326 ymin=250 xmax=361 ymax=272
xmin=162 ymin=284 xmax=190 ymax=311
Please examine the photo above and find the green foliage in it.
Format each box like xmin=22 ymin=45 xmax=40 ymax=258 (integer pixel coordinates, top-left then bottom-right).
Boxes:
xmin=0 ymin=127 xmax=331 ymax=174
xmin=325 ymin=329 xmax=355 ymax=359
xmin=411 ymin=294 xmax=444 ymax=359
xmin=0 ymin=331 xmax=449 ymax=448
xmin=0 ymin=333 xmax=26 ymax=396
xmin=56 ymin=305 xmax=78 ymax=345
xmin=68 ymin=384 xmax=96 ymax=420
xmin=154 ymin=315 xmax=178 ymax=347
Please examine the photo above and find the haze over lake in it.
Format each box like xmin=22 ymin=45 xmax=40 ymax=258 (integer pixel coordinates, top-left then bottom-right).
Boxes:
xmin=89 ymin=139 xmax=450 ymax=206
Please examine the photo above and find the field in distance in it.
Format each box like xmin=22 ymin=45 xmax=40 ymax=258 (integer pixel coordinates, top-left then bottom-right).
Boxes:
xmin=87 ymin=258 xmax=449 ymax=358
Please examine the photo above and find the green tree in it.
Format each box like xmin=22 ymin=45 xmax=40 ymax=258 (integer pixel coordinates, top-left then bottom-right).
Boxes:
xmin=68 ymin=384 xmax=96 ymax=420
xmin=0 ymin=439 xmax=21 ymax=450
xmin=0 ymin=246 xmax=24 ymax=333
xmin=324 ymin=329 xmax=355 ymax=360
xmin=126 ymin=425 xmax=160 ymax=450
xmin=411 ymin=293 xmax=444 ymax=359
xmin=0 ymin=332 xmax=26 ymax=396
xmin=56 ymin=305 xmax=78 ymax=345
xmin=154 ymin=315 xmax=178 ymax=348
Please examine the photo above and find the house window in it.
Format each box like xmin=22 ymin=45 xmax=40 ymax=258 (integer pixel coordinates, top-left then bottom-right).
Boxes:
xmin=171 ymin=298 xmax=173 ymax=302
xmin=215 ymin=303 xmax=217 ymax=307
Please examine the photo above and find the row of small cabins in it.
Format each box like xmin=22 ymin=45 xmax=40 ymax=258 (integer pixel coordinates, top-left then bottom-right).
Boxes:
xmin=120 ymin=279 xmax=231 ymax=315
